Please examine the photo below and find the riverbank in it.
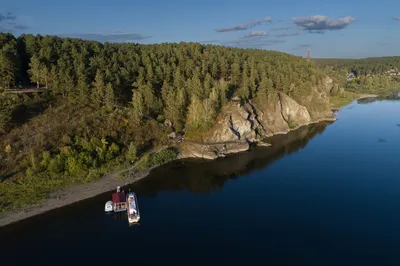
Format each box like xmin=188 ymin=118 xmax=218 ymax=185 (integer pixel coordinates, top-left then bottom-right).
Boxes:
xmin=330 ymin=93 xmax=378 ymax=111
xmin=0 ymin=166 xmax=155 ymax=227
xmin=0 ymin=94 xmax=374 ymax=228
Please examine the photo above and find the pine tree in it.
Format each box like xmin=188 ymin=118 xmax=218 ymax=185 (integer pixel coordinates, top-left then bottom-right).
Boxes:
xmin=28 ymin=55 xmax=41 ymax=88
xmin=0 ymin=44 xmax=17 ymax=89
xmin=231 ymin=62 xmax=241 ymax=85
xmin=186 ymin=95 xmax=203 ymax=129
xmin=139 ymin=83 xmax=157 ymax=114
xmin=239 ymin=71 xmax=250 ymax=99
xmin=92 ymin=70 xmax=106 ymax=107
xmin=0 ymin=99 xmax=11 ymax=131
xmin=40 ymin=65 xmax=50 ymax=88
xmin=211 ymin=62 xmax=219 ymax=79
xmin=173 ymin=67 xmax=184 ymax=89
xmin=209 ymin=87 xmax=221 ymax=108
xmin=104 ymin=83 xmax=115 ymax=111
xmin=201 ymin=98 xmax=216 ymax=128
xmin=204 ymin=73 xmax=213 ymax=96
xmin=188 ymin=72 xmax=203 ymax=99
xmin=131 ymin=90 xmax=144 ymax=123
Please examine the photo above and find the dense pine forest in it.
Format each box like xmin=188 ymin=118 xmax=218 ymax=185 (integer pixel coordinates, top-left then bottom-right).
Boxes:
xmin=315 ymin=57 xmax=400 ymax=94
xmin=315 ymin=57 xmax=400 ymax=75
xmin=0 ymin=32 xmax=332 ymax=211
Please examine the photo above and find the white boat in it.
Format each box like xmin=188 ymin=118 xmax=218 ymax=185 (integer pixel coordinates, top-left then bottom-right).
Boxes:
xmin=104 ymin=200 xmax=113 ymax=212
xmin=126 ymin=192 xmax=140 ymax=224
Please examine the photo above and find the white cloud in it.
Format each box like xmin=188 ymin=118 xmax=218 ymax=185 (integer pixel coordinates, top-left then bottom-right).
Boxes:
xmin=216 ymin=17 xmax=272 ymax=32
xmin=292 ymin=15 xmax=356 ymax=32
xmin=249 ymin=31 xmax=268 ymax=36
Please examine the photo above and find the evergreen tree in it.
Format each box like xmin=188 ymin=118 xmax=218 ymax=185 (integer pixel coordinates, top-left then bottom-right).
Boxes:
xmin=92 ymin=70 xmax=106 ymax=107
xmin=28 ymin=55 xmax=41 ymax=88
xmin=104 ymin=83 xmax=115 ymax=111
xmin=188 ymin=72 xmax=203 ymax=99
xmin=131 ymin=90 xmax=144 ymax=122
xmin=0 ymin=43 xmax=17 ymax=89
xmin=0 ymin=99 xmax=11 ymax=131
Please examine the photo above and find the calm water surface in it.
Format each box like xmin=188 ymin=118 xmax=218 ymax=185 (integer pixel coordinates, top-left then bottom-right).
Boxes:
xmin=1 ymin=98 xmax=400 ymax=266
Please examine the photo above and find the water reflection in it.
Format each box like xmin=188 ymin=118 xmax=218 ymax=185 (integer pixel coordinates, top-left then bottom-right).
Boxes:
xmin=357 ymin=94 xmax=400 ymax=105
xmin=129 ymin=122 xmax=331 ymax=197
xmin=110 ymin=211 xmax=127 ymax=221
xmin=357 ymin=97 xmax=378 ymax=104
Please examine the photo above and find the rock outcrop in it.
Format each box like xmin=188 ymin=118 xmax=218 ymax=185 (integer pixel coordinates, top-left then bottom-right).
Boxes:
xmin=179 ymin=85 xmax=336 ymax=160
xmin=179 ymin=141 xmax=249 ymax=160
xmin=278 ymin=92 xmax=311 ymax=129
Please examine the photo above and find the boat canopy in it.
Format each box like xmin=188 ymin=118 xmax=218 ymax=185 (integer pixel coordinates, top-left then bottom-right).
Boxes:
xmin=112 ymin=192 xmax=126 ymax=203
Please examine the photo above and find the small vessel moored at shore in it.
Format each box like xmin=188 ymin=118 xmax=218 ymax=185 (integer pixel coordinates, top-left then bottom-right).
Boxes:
xmin=112 ymin=186 xmax=127 ymax=213
xmin=104 ymin=200 xmax=113 ymax=212
xmin=127 ymin=192 xmax=140 ymax=224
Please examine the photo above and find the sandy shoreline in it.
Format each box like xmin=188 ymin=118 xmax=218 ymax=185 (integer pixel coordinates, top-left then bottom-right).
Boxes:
xmin=0 ymin=94 xmax=378 ymax=228
xmin=0 ymin=167 xmax=153 ymax=228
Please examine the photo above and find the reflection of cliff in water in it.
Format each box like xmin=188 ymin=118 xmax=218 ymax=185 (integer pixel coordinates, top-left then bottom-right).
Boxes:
xmin=130 ymin=122 xmax=331 ymax=197
xmin=357 ymin=90 xmax=400 ymax=104
xmin=358 ymin=95 xmax=400 ymax=105
xmin=357 ymin=97 xmax=378 ymax=104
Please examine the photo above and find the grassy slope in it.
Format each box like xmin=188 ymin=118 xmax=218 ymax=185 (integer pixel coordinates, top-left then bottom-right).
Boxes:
xmin=0 ymin=94 xmax=178 ymax=212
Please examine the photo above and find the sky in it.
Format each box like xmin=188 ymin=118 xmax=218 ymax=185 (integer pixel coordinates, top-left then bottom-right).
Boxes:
xmin=1 ymin=0 xmax=400 ymax=58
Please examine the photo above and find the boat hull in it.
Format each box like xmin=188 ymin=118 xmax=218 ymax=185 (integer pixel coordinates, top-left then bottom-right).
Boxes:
xmin=127 ymin=192 xmax=140 ymax=224
xmin=104 ymin=201 xmax=113 ymax=212
xmin=128 ymin=216 xmax=140 ymax=223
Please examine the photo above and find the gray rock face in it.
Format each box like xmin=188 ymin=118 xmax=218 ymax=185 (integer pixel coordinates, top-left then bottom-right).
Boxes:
xmin=180 ymin=85 xmax=335 ymax=159
xmin=179 ymin=141 xmax=250 ymax=160
xmin=278 ymin=92 xmax=311 ymax=128
xmin=257 ymin=100 xmax=289 ymax=135
xmin=204 ymin=103 xmax=259 ymax=143
xmin=323 ymin=77 xmax=334 ymax=92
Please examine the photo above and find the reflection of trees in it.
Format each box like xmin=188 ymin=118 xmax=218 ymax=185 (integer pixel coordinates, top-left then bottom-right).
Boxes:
xmin=358 ymin=94 xmax=400 ymax=104
xmin=130 ymin=122 xmax=331 ymax=197
xmin=357 ymin=97 xmax=378 ymax=104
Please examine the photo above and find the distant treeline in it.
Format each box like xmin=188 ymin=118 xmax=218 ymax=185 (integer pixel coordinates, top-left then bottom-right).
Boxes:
xmin=314 ymin=57 xmax=400 ymax=76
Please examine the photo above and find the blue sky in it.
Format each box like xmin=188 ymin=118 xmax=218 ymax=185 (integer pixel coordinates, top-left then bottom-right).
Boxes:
xmin=1 ymin=0 xmax=400 ymax=58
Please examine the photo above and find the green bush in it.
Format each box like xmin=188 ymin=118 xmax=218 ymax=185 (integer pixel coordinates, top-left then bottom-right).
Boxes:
xmin=125 ymin=142 xmax=138 ymax=162
xmin=143 ymin=148 xmax=177 ymax=168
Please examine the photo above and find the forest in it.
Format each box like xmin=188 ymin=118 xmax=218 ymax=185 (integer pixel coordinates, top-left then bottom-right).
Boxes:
xmin=314 ymin=57 xmax=400 ymax=94
xmin=315 ymin=57 xmax=400 ymax=75
xmin=0 ymin=32 xmax=330 ymax=211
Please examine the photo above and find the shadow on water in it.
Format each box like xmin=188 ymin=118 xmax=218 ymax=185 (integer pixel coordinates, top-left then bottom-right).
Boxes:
xmin=0 ymin=121 xmax=331 ymax=233
xmin=129 ymin=121 xmax=332 ymax=197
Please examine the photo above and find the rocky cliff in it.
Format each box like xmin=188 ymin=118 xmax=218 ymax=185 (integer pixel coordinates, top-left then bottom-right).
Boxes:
xmin=179 ymin=82 xmax=337 ymax=159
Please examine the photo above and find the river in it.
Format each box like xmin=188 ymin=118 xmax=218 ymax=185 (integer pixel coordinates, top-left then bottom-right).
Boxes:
xmin=1 ymin=98 xmax=400 ymax=266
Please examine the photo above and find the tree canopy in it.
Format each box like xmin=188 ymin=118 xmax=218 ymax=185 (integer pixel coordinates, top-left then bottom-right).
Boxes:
xmin=315 ymin=57 xmax=400 ymax=76
xmin=0 ymin=33 xmax=327 ymax=130
xmin=0 ymin=32 xmax=330 ymax=212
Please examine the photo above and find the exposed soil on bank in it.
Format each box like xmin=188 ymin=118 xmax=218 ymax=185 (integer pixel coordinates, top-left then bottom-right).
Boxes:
xmin=0 ymin=167 xmax=152 ymax=228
